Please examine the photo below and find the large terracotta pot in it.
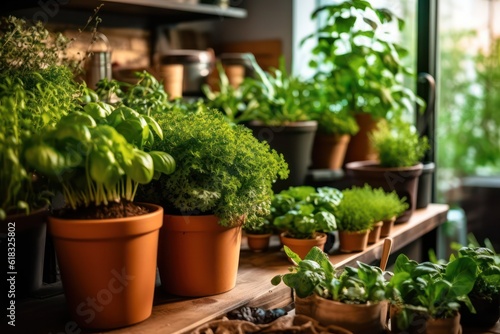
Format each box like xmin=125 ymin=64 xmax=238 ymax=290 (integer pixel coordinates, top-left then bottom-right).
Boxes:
xmin=338 ymin=230 xmax=369 ymax=253
xmin=280 ymin=232 xmax=327 ymax=261
xmin=344 ymin=113 xmax=379 ymax=164
xmin=311 ymin=133 xmax=351 ymax=170
xmin=345 ymin=161 xmax=423 ymax=223
xmin=158 ymin=214 xmax=242 ymax=296
xmin=247 ymin=120 xmax=318 ymax=192
xmin=49 ymin=203 xmax=163 ymax=330
xmin=296 ymin=294 xmax=388 ymax=334
xmin=1 ymin=206 xmax=49 ymax=298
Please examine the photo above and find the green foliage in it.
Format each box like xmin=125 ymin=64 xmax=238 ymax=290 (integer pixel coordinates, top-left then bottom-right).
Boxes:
xmin=369 ymin=186 xmax=409 ymax=221
xmin=272 ymin=246 xmax=387 ymax=304
xmin=138 ymin=102 xmax=289 ymax=228
xmin=23 ymin=91 xmax=175 ymax=211
xmin=271 ymin=186 xmax=341 ymax=239
xmin=387 ymin=253 xmax=477 ymax=322
xmin=202 ymin=59 xmax=260 ymax=124
xmin=0 ymin=16 xmax=82 ymax=219
xmin=333 ymin=185 xmax=380 ymax=232
xmin=370 ymin=120 xmax=429 ymax=167
xmin=302 ymin=0 xmax=424 ymax=120
xmin=438 ymin=32 xmax=500 ymax=176
xmin=243 ymin=56 xmax=313 ymax=125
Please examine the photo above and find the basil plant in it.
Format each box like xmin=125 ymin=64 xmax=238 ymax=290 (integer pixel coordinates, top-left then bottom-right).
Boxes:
xmin=23 ymin=99 xmax=175 ymax=210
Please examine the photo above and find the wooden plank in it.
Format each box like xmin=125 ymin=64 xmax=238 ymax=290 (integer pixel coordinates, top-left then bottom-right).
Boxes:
xmin=15 ymin=204 xmax=449 ymax=334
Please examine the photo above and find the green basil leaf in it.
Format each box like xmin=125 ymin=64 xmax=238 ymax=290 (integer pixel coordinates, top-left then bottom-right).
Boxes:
xmin=122 ymin=149 xmax=154 ymax=184
xmin=148 ymin=150 xmax=176 ymax=175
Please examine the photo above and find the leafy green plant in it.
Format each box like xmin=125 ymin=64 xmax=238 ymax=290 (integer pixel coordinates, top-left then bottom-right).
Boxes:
xmin=386 ymin=253 xmax=477 ymax=324
xmin=302 ymin=0 xmax=424 ymax=120
xmin=243 ymin=218 xmax=273 ymax=235
xmin=243 ymin=56 xmax=313 ymax=125
xmin=271 ymin=186 xmax=341 ymax=239
xmin=0 ymin=16 xmax=83 ymax=219
xmin=370 ymin=186 xmax=409 ymax=221
xmin=202 ymin=60 xmax=260 ymax=124
xmin=370 ymin=120 xmax=429 ymax=167
xmin=23 ymin=95 xmax=175 ymax=216
xmin=271 ymin=246 xmax=387 ymax=304
xmin=137 ymin=102 xmax=289 ymax=228
xmin=333 ymin=185 xmax=379 ymax=232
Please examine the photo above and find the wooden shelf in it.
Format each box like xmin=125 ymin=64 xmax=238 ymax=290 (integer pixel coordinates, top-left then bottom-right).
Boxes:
xmin=4 ymin=0 xmax=247 ymax=27
xmin=14 ymin=204 xmax=453 ymax=334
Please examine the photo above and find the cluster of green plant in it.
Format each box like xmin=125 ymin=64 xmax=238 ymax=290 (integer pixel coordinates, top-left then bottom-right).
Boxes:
xmin=302 ymin=0 xmax=424 ymax=120
xmin=23 ymin=95 xmax=175 ymax=214
xmin=271 ymin=186 xmax=341 ymax=239
xmin=271 ymin=246 xmax=387 ymax=304
xmin=370 ymin=120 xmax=429 ymax=168
xmin=386 ymin=253 xmax=477 ymax=327
xmin=333 ymin=184 xmax=385 ymax=232
xmin=369 ymin=186 xmax=409 ymax=221
xmin=304 ymin=77 xmax=359 ymax=136
xmin=137 ymin=102 xmax=289 ymax=229
xmin=0 ymin=16 xmax=83 ymax=219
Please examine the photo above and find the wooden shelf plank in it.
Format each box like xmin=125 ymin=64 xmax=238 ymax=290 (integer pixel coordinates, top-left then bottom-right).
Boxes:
xmin=15 ymin=204 xmax=449 ymax=334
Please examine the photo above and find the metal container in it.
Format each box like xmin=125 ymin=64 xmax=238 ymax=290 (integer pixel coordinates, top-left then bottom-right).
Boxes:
xmin=85 ymin=33 xmax=112 ymax=90
xmin=160 ymin=49 xmax=214 ymax=96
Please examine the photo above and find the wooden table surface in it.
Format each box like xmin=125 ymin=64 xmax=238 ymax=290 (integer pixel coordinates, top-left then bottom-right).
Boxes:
xmin=13 ymin=204 xmax=497 ymax=334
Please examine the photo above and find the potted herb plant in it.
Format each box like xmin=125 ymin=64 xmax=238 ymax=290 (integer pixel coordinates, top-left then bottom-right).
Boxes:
xmin=271 ymin=186 xmax=341 ymax=258
xmin=23 ymin=87 xmax=175 ymax=329
xmin=345 ymin=120 xmax=429 ymax=223
xmin=454 ymin=246 xmax=500 ymax=328
xmin=370 ymin=187 xmax=409 ymax=238
xmin=386 ymin=253 xmax=477 ymax=334
xmin=272 ymin=246 xmax=389 ymax=333
xmin=302 ymin=1 xmax=424 ymax=164
xmin=306 ymin=77 xmax=359 ymax=170
xmin=242 ymin=57 xmax=318 ymax=192
xmin=137 ymin=101 xmax=289 ymax=297
xmin=0 ymin=16 xmax=82 ymax=297
xmin=333 ymin=185 xmax=379 ymax=252
xmin=243 ymin=218 xmax=274 ymax=252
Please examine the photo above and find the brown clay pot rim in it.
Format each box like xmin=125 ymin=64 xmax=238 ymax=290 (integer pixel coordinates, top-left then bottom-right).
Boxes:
xmin=280 ymin=231 xmax=327 ymax=242
xmin=345 ymin=160 xmax=423 ymax=173
xmin=248 ymin=120 xmax=318 ymax=129
xmin=163 ymin=214 xmax=243 ymax=232
xmin=49 ymin=203 xmax=163 ymax=239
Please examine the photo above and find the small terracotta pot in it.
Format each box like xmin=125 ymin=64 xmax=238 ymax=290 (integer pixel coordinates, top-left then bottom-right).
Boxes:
xmin=380 ymin=216 xmax=396 ymax=237
xmin=368 ymin=221 xmax=383 ymax=244
xmin=311 ymin=133 xmax=351 ymax=170
xmin=49 ymin=203 xmax=163 ymax=330
xmin=158 ymin=214 xmax=242 ymax=297
xmin=426 ymin=314 xmax=462 ymax=334
xmin=338 ymin=230 xmax=369 ymax=253
xmin=246 ymin=233 xmax=272 ymax=252
xmin=280 ymin=232 xmax=327 ymax=260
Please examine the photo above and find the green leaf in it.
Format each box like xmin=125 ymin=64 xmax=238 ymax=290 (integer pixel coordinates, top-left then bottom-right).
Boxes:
xmin=89 ymin=148 xmax=122 ymax=187
xmin=148 ymin=151 xmax=176 ymax=176
xmin=122 ymin=149 xmax=154 ymax=184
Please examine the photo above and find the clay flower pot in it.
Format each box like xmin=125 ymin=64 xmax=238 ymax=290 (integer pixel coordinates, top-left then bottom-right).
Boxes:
xmin=368 ymin=221 xmax=383 ymax=244
xmin=311 ymin=133 xmax=351 ymax=170
xmin=380 ymin=216 xmax=396 ymax=238
xmin=246 ymin=233 xmax=272 ymax=252
xmin=48 ymin=203 xmax=163 ymax=330
xmin=426 ymin=313 xmax=462 ymax=334
xmin=158 ymin=214 xmax=242 ymax=297
xmin=338 ymin=230 xmax=369 ymax=253
xmin=280 ymin=232 xmax=327 ymax=261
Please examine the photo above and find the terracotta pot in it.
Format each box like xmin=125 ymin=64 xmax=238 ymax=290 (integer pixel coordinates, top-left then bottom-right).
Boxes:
xmin=296 ymin=294 xmax=388 ymax=334
xmin=344 ymin=113 xmax=379 ymax=164
xmin=311 ymin=133 xmax=351 ymax=170
xmin=426 ymin=314 xmax=462 ymax=334
xmin=389 ymin=304 xmax=428 ymax=334
xmin=380 ymin=216 xmax=396 ymax=238
xmin=1 ymin=206 xmax=49 ymax=298
xmin=280 ymin=232 xmax=327 ymax=261
xmin=48 ymin=203 xmax=163 ymax=330
xmin=246 ymin=233 xmax=272 ymax=252
xmin=246 ymin=120 xmax=318 ymax=193
xmin=345 ymin=161 xmax=423 ymax=223
xmin=158 ymin=214 xmax=242 ymax=297
xmin=368 ymin=221 xmax=383 ymax=244
xmin=338 ymin=230 xmax=369 ymax=253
